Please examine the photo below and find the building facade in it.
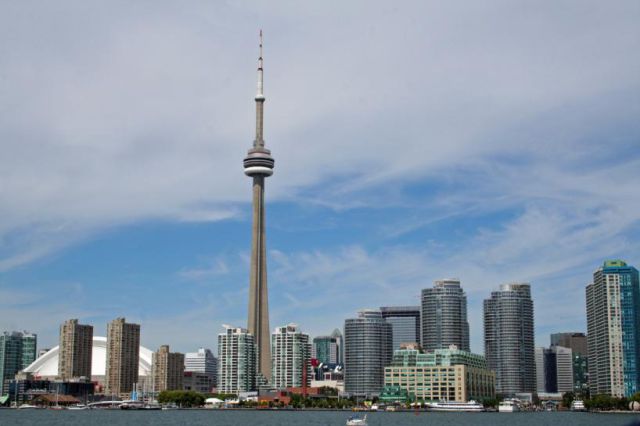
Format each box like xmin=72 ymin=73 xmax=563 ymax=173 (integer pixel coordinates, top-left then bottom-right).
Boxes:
xmin=535 ymin=346 xmax=573 ymax=394
xmin=380 ymin=306 xmax=421 ymax=350
xmin=184 ymin=348 xmax=217 ymax=390
xmin=550 ymin=332 xmax=588 ymax=393
xmin=217 ymin=327 xmax=256 ymax=394
xmin=271 ymin=324 xmax=312 ymax=389
xmin=384 ymin=344 xmax=495 ymax=402
xmin=586 ymin=260 xmax=640 ymax=397
xmin=312 ymin=329 xmax=343 ymax=365
xmin=152 ymin=345 xmax=184 ymax=392
xmin=58 ymin=319 xmax=93 ymax=381
xmin=484 ymin=283 xmax=535 ymax=396
xmin=344 ymin=310 xmax=393 ymax=397
xmin=105 ymin=318 xmax=140 ymax=397
xmin=421 ymin=279 xmax=470 ymax=351
xmin=0 ymin=331 xmax=37 ymax=394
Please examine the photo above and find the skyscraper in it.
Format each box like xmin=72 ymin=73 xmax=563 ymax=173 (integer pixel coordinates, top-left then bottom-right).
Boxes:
xmin=380 ymin=306 xmax=420 ymax=350
xmin=152 ymin=345 xmax=184 ymax=392
xmin=312 ymin=329 xmax=343 ymax=365
xmin=535 ymin=346 xmax=573 ymax=394
xmin=271 ymin=324 xmax=312 ymax=389
xmin=244 ymin=31 xmax=275 ymax=381
xmin=217 ymin=326 xmax=257 ymax=393
xmin=586 ymin=260 xmax=640 ymax=397
xmin=421 ymin=279 xmax=470 ymax=351
xmin=0 ymin=331 xmax=37 ymax=394
xmin=550 ymin=332 xmax=589 ymax=393
xmin=105 ymin=318 xmax=140 ymax=397
xmin=58 ymin=319 xmax=93 ymax=381
xmin=344 ymin=309 xmax=393 ymax=397
xmin=484 ymin=283 xmax=535 ymax=396
xmin=184 ymin=348 xmax=217 ymax=393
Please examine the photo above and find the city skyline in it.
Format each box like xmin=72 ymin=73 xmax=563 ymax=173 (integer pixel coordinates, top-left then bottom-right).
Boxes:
xmin=0 ymin=1 xmax=639 ymax=355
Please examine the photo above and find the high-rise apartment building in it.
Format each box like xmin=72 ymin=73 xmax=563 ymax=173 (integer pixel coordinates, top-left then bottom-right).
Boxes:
xmin=217 ymin=326 xmax=256 ymax=393
xmin=152 ymin=345 xmax=184 ymax=392
xmin=550 ymin=332 xmax=588 ymax=393
xmin=312 ymin=329 xmax=343 ymax=365
xmin=344 ymin=309 xmax=393 ymax=397
xmin=535 ymin=346 xmax=573 ymax=394
xmin=586 ymin=260 xmax=640 ymax=397
xmin=271 ymin=324 xmax=312 ymax=389
xmin=58 ymin=319 xmax=93 ymax=381
xmin=484 ymin=283 xmax=535 ymax=396
xmin=105 ymin=318 xmax=140 ymax=397
xmin=380 ymin=306 xmax=421 ymax=350
xmin=0 ymin=331 xmax=37 ymax=394
xmin=184 ymin=348 xmax=217 ymax=390
xmin=421 ymin=279 xmax=470 ymax=351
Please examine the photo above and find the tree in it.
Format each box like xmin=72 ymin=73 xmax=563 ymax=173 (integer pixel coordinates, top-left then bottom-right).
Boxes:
xmin=562 ymin=392 xmax=575 ymax=408
xmin=157 ymin=390 xmax=205 ymax=407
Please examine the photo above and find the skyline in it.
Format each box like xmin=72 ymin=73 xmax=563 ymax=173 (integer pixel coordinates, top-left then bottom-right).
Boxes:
xmin=0 ymin=1 xmax=639 ymax=355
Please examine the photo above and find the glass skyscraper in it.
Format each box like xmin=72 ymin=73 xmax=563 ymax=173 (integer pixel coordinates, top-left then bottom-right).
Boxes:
xmin=380 ymin=306 xmax=420 ymax=350
xmin=312 ymin=329 xmax=343 ymax=365
xmin=0 ymin=331 xmax=37 ymax=395
xmin=484 ymin=283 xmax=535 ymax=396
xmin=586 ymin=260 xmax=640 ymax=397
xmin=344 ymin=309 xmax=393 ymax=397
xmin=421 ymin=279 xmax=470 ymax=351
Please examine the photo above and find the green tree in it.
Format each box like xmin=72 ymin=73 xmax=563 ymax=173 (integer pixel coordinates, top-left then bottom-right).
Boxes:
xmin=562 ymin=391 xmax=575 ymax=408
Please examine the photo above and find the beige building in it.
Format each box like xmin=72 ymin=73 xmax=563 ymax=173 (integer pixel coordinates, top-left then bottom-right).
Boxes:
xmin=152 ymin=345 xmax=184 ymax=392
xmin=384 ymin=344 xmax=495 ymax=402
xmin=58 ymin=319 xmax=93 ymax=381
xmin=105 ymin=318 xmax=140 ymax=397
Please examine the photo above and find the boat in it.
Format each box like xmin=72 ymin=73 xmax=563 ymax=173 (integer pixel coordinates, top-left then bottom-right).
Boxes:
xmin=425 ymin=400 xmax=485 ymax=412
xmin=498 ymin=399 xmax=520 ymax=412
xmin=385 ymin=405 xmax=396 ymax=412
xmin=571 ymin=400 xmax=586 ymax=412
xmin=68 ymin=404 xmax=88 ymax=410
xmin=18 ymin=404 xmax=39 ymax=409
xmin=346 ymin=414 xmax=367 ymax=426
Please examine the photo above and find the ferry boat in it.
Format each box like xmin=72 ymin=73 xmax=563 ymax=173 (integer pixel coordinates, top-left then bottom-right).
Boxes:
xmin=570 ymin=400 xmax=586 ymax=412
xmin=498 ymin=399 xmax=520 ymax=412
xmin=425 ymin=400 xmax=485 ymax=412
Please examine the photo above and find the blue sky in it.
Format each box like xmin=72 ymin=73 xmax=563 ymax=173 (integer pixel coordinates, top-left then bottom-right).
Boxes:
xmin=0 ymin=1 xmax=639 ymax=355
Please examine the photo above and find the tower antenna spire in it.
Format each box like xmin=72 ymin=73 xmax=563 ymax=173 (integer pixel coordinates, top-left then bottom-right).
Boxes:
xmin=254 ymin=30 xmax=265 ymax=147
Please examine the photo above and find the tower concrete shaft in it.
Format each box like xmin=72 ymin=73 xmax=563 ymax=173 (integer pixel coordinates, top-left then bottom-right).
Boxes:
xmin=244 ymin=30 xmax=274 ymax=380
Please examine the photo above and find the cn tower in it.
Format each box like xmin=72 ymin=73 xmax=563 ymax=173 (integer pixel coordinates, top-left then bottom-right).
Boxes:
xmin=243 ymin=30 xmax=274 ymax=381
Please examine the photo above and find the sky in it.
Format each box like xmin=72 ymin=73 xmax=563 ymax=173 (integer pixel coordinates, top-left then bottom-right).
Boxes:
xmin=0 ymin=0 xmax=639 ymax=355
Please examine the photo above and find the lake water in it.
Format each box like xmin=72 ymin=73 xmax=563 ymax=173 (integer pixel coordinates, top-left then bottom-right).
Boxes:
xmin=1 ymin=409 xmax=639 ymax=426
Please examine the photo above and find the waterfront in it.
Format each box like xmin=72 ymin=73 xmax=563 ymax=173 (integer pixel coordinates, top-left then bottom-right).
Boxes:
xmin=0 ymin=410 xmax=639 ymax=426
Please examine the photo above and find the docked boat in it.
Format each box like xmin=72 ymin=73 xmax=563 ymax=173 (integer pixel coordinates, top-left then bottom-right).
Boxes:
xmin=425 ymin=400 xmax=485 ymax=412
xmin=67 ymin=404 xmax=88 ymax=410
xmin=18 ymin=404 xmax=39 ymax=409
xmin=346 ymin=414 xmax=368 ymax=426
xmin=571 ymin=400 xmax=586 ymax=412
xmin=498 ymin=399 xmax=520 ymax=412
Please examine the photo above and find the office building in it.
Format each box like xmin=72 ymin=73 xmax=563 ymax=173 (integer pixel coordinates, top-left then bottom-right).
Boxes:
xmin=271 ymin=324 xmax=312 ymax=389
xmin=217 ymin=326 xmax=256 ymax=393
xmin=484 ymin=283 xmax=535 ymax=396
xmin=380 ymin=306 xmax=420 ymax=350
xmin=384 ymin=344 xmax=495 ymax=402
xmin=550 ymin=332 xmax=588 ymax=393
xmin=535 ymin=346 xmax=573 ymax=394
xmin=105 ymin=318 xmax=140 ymax=397
xmin=184 ymin=348 xmax=217 ymax=390
xmin=312 ymin=329 xmax=343 ymax=365
xmin=152 ymin=345 xmax=184 ymax=392
xmin=421 ymin=279 xmax=470 ymax=351
xmin=0 ymin=331 xmax=37 ymax=394
xmin=344 ymin=309 xmax=393 ymax=397
xmin=586 ymin=260 xmax=640 ymax=397
xmin=58 ymin=319 xmax=93 ymax=381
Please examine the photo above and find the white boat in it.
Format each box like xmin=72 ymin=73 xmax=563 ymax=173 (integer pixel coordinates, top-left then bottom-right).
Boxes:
xmin=571 ymin=400 xmax=586 ymax=411
xmin=425 ymin=400 xmax=485 ymax=412
xmin=67 ymin=404 xmax=88 ymax=410
xmin=18 ymin=404 xmax=39 ymax=409
xmin=346 ymin=414 xmax=367 ymax=426
xmin=498 ymin=399 xmax=520 ymax=412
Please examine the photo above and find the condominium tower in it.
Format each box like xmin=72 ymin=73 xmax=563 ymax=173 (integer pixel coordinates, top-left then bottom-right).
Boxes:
xmin=105 ymin=318 xmax=140 ymax=397
xmin=312 ymin=329 xmax=343 ymax=365
xmin=58 ymin=319 xmax=93 ymax=380
xmin=380 ymin=306 xmax=421 ymax=350
xmin=217 ymin=327 xmax=256 ymax=393
xmin=271 ymin=324 xmax=312 ymax=389
xmin=344 ymin=310 xmax=393 ymax=397
xmin=586 ymin=260 xmax=640 ymax=397
xmin=0 ymin=331 xmax=37 ymax=394
xmin=152 ymin=345 xmax=184 ymax=392
xmin=484 ymin=283 xmax=536 ymax=395
xmin=244 ymin=31 xmax=275 ymax=381
xmin=421 ymin=279 xmax=470 ymax=351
